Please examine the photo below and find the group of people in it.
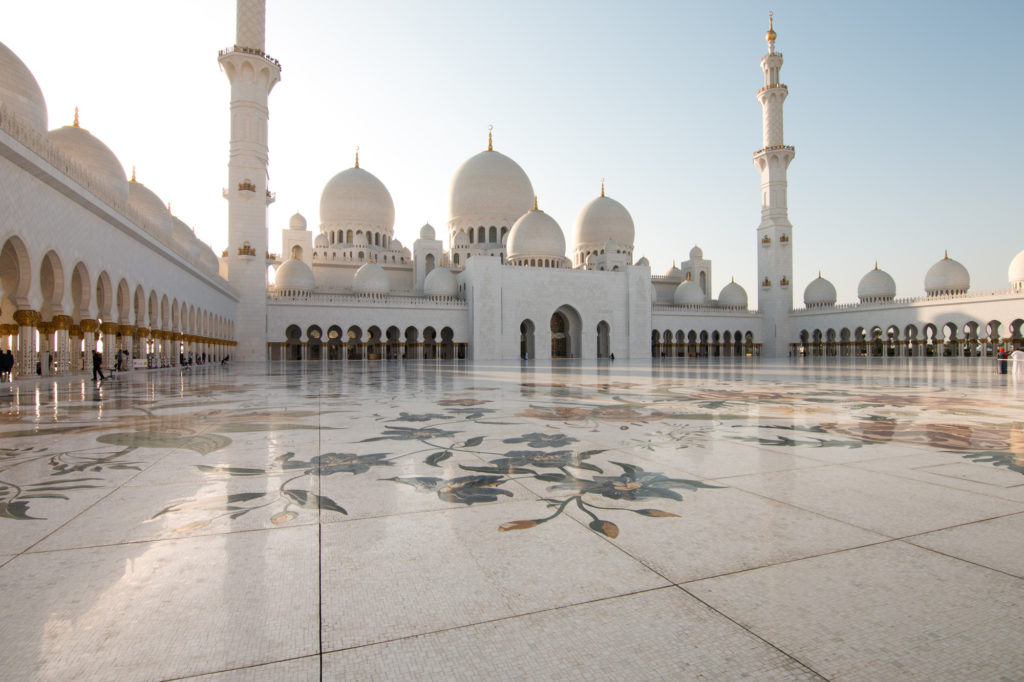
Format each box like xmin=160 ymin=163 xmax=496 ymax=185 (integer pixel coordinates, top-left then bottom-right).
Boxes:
xmin=0 ymin=349 xmax=13 ymax=380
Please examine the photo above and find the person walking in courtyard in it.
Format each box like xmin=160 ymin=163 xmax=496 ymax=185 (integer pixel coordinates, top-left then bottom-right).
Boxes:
xmin=0 ymin=349 xmax=13 ymax=380
xmin=92 ymin=349 xmax=105 ymax=382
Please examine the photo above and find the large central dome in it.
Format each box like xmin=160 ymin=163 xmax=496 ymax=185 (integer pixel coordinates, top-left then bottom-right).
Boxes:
xmin=448 ymin=143 xmax=533 ymax=235
xmin=320 ymin=166 xmax=395 ymax=233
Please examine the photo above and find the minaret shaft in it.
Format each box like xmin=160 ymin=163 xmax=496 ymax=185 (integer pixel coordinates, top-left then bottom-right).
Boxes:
xmin=753 ymin=17 xmax=794 ymax=357
xmin=220 ymin=0 xmax=280 ymax=362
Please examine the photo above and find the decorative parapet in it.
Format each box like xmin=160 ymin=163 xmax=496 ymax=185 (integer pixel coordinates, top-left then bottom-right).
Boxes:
xmin=790 ymin=287 xmax=1020 ymax=314
xmin=652 ymin=304 xmax=760 ymax=316
xmin=238 ymin=243 xmax=258 ymax=257
xmin=267 ymin=291 xmax=468 ymax=309
xmin=752 ymin=144 xmax=795 ymax=157
xmin=238 ymin=181 xmax=256 ymax=192
xmin=757 ymin=83 xmax=788 ymax=95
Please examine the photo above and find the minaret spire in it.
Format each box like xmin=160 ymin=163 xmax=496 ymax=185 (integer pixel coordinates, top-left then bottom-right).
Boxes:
xmin=753 ymin=13 xmax=795 ymax=357
xmin=220 ymin=0 xmax=281 ymax=361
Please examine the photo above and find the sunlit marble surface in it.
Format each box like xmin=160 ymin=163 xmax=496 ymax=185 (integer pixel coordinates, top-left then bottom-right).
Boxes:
xmin=1 ymin=358 xmax=1022 ymax=680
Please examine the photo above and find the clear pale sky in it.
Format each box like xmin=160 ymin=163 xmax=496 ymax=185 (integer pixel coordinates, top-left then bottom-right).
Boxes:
xmin=4 ymin=1 xmax=1022 ymax=304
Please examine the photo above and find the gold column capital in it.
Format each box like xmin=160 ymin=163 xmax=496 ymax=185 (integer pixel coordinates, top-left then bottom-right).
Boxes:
xmin=69 ymin=324 xmax=83 ymax=337
xmin=136 ymin=326 xmax=150 ymax=337
xmin=36 ymin=321 xmax=54 ymax=335
xmin=79 ymin=318 xmax=99 ymax=332
xmin=99 ymin=322 xmax=120 ymax=334
xmin=52 ymin=315 xmax=73 ymax=330
xmin=118 ymin=325 xmax=135 ymax=336
xmin=13 ymin=309 xmax=41 ymax=326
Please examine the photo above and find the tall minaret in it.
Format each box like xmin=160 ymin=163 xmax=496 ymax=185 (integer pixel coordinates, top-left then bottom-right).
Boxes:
xmin=753 ymin=13 xmax=794 ymax=357
xmin=220 ymin=0 xmax=280 ymax=361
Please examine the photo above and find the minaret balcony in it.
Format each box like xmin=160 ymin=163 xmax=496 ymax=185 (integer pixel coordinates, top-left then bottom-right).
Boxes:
xmin=757 ymin=83 xmax=788 ymax=95
xmin=753 ymin=144 xmax=795 ymax=157
xmin=218 ymin=45 xmax=282 ymax=70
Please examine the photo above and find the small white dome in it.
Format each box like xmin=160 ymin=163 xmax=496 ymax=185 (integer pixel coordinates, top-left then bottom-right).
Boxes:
xmin=572 ymin=194 xmax=635 ymax=253
xmin=858 ymin=264 xmax=896 ymax=302
xmin=200 ymin=244 xmax=220 ymax=276
xmin=289 ymin=212 xmax=307 ymax=230
xmin=507 ymin=207 xmax=567 ymax=262
xmin=419 ymin=223 xmax=436 ymax=240
xmin=127 ymin=179 xmax=172 ymax=242
xmin=0 ymin=41 xmax=48 ymax=133
xmin=389 ymin=238 xmax=403 ymax=251
xmin=924 ymin=252 xmax=970 ymax=296
xmin=689 ymin=245 xmax=704 ymax=261
xmin=803 ymin=274 xmax=837 ymax=307
xmin=352 ymin=262 xmax=390 ymax=295
xmin=314 ymin=233 xmax=329 ymax=248
xmin=423 ymin=267 xmax=457 ymax=297
xmin=449 ymin=148 xmax=533 ymax=229
xmin=1010 ymin=249 xmax=1024 ymax=291
xmin=48 ymin=123 xmax=128 ymax=204
xmin=275 ymin=258 xmax=315 ymax=292
xmin=453 ymin=230 xmax=470 ymax=247
xmin=674 ymin=279 xmax=705 ymax=306
xmin=718 ymin=280 xmax=748 ymax=309
xmin=664 ymin=263 xmax=683 ymax=281
xmin=320 ymin=166 xmax=395 ymax=233
xmin=635 ymin=256 xmax=650 ymax=267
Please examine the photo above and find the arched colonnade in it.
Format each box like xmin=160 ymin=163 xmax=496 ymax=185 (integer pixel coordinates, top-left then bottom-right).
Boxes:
xmin=270 ymin=324 xmax=465 ymax=362
xmin=793 ymin=319 xmax=1024 ymax=357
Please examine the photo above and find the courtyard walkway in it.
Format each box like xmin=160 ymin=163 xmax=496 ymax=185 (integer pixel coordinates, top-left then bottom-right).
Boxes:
xmin=1 ymin=358 xmax=1022 ymax=680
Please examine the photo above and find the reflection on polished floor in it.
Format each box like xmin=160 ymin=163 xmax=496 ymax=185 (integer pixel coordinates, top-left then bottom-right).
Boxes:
xmin=1 ymin=358 xmax=1023 ymax=680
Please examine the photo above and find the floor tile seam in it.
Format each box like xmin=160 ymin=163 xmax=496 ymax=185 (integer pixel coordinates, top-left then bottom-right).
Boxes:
xmin=672 ymin=583 xmax=829 ymax=681
xmin=842 ymin=459 xmax=1024 ymax=501
xmin=316 ymin=387 xmax=325 ymax=682
xmin=18 ymin=520 xmax=319 ymax=556
xmin=691 ymin=482 xmax=901 ymax=540
xmin=318 ymin=584 xmax=675 ymax=656
xmin=162 ymin=652 xmax=321 ymax=681
xmin=14 ymin=440 xmax=184 ymax=557
xmin=888 ymin=537 xmax=1024 ymax=582
xmin=676 ymin=537 xmax=899 ymax=586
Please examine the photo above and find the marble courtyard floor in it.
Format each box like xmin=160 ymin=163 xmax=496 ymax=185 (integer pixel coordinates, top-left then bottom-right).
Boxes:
xmin=1 ymin=358 xmax=1023 ymax=681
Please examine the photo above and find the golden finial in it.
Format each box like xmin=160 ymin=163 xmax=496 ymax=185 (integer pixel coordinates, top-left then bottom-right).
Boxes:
xmin=766 ymin=11 xmax=777 ymax=42
xmin=532 ymin=195 xmax=539 ymax=211
xmin=818 ymin=270 xmax=822 ymax=278
xmin=130 ymin=166 xmax=137 ymax=183
xmin=601 ymin=178 xmax=605 ymax=197
xmin=944 ymin=249 xmax=949 ymax=259
xmin=73 ymin=106 xmax=80 ymax=128
xmin=874 ymin=261 xmax=878 ymax=270
xmin=488 ymin=124 xmax=493 ymax=152
xmin=731 ymin=276 xmax=735 ymax=283
xmin=354 ymin=146 xmax=360 ymax=169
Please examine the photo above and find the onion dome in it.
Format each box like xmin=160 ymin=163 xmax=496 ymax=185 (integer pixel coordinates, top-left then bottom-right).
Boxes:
xmin=635 ymin=256 xmax=650 ymax=267
xmin=674 ymin=278 xmax=705 ymax=306
xmin=924 ymin=251 xmax=970 ymax=296
xmin=663 ymin=262 xmax=683 ymax=281
xmin=718 ymin=279 xmax=748 ymax=309
xmin=390 ymin=238 xmax=403 ymax=251
xmin=448 ymin=134 xmax=533 ymax=235
xmin=352 ymin=262 xmax=390 ymax=295
xmin=858 ymin=263 xmax=896 ymax=303
xmin=803 ymin=272 xmax=837 ymax=307
xmin=48 ymin=113 xmax=129 ymax=204
xmin=423 ymin=267 xmax=457 ymax=297
xmin=319 ymin=165 xmax=395 ymax=234
xmin=127 ymin=174 xmax=172 ymax=242
xmin=506 ymin=200 xmax=568 ymax=266
xmin=1010 ymin=249 xmax=1024 ymax=292
xmin=689 ymin=245 xmax=704 ymax=261
xmin=572 ymin=191 xmax=635 ymax=258
xmin=289 ymin=212 xmax=307 ymax=230
xmin=314 ymin=233 xmax=329 ymax=249
xmin=274 ymin=258 xmax=315 ymax=293
xmin=419 ymin=223 xmax=436 ymax=240
xmin=0 ymin=41 xmax=48 ymax=133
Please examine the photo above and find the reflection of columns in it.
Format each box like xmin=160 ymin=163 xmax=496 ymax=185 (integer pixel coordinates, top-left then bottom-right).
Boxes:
xmin=13 ymin=310 xmax=41 ymax=378
xmin=119 ymin=325 xmax=135 ymax=371
xmin=100 ymin=322 xmax=119 ymax=369
xmin=135 ymin=327 xmax=149 ymax=364
xmin=69 ymin=324 xmax=82 ymax=372
xmin=52 ymin=315 xmax=72 ymax=375
xmin=37 ymin=321 xmax=53 ymax=375
xmin=80 ymin=319 xmax=98 ymax=368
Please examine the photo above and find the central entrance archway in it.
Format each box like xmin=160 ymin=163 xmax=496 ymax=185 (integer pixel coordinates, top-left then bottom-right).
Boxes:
xmin=550 ymin=305 xmax=582 ymax=359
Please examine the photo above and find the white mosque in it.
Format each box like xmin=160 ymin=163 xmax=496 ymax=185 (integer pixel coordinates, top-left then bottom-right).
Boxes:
xmin=1 ymin=2 xmax=1022 ymax=377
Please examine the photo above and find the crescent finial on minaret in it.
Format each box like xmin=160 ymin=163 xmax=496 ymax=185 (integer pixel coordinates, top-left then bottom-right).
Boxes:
xmin=73 ymin=106 xmax=79 ymax=128
xmin=601 ymin=178 xmax=605 ymax=197
xmin=355 ymin=145 xmax=360 ymax=169
xmin=767 ymin=11 xmax=777 ymax=43
xmin=488 ymin=124 xmax=494 ymax=152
